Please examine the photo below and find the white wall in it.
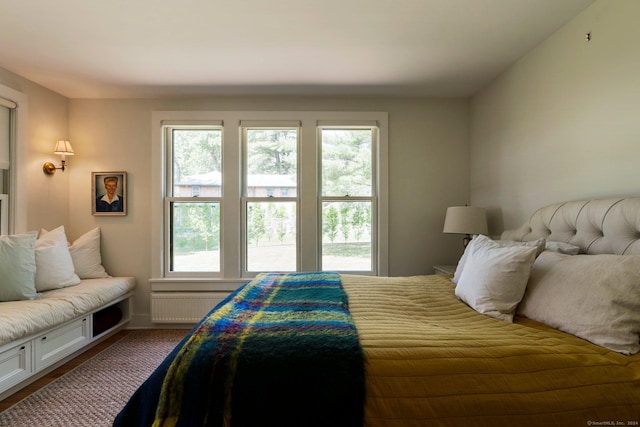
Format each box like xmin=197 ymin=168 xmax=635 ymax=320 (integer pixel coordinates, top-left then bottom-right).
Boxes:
xmin=68 ymin=97 xmax=469 ymax=326
xmin=470 ymin=0 xmax=640 ymax=234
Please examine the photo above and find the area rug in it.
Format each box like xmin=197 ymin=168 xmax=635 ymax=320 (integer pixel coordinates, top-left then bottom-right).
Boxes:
xmin=0 ymin=329 xmax=187 ymax=427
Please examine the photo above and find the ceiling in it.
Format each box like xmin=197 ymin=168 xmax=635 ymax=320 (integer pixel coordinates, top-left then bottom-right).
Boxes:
xmin=0 ymin=0 xmax=595 ymax=99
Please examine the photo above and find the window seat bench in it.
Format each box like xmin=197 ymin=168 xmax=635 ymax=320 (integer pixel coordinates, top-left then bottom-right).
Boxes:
xmin=0 ymin=277 xmax=135 ymax=400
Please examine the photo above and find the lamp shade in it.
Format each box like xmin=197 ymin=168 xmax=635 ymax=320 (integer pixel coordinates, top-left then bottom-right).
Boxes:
xmin=54 ymin=140 xmax=74 ymax=155
xmin=443 ymin=206 xmax=488 ymax=235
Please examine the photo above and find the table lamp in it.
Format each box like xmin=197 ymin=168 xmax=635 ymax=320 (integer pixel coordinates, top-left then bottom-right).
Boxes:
xmin=443 ymin=206 xmax=488 ymax=248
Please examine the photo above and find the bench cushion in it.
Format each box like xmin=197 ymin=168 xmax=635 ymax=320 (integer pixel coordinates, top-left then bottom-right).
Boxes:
xmin=0 ymin=277 xmax=135 ymax=347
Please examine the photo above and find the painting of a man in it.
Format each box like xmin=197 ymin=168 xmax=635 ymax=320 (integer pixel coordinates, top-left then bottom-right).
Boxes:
xmin=93 ymin=172 xmax=126 ymax=215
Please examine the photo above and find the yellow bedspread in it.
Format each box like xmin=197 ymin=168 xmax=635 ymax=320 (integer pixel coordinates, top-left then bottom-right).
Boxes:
xmin=342 ymin=274 xmax=640 ymax=427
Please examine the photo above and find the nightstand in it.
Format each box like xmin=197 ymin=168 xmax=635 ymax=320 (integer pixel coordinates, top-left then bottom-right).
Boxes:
xmin=433 ymin=264 xmax=457 ymax=275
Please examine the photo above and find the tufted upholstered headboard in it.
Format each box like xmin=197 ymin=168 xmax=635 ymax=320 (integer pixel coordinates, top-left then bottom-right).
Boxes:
xmin=500 ymin=197 xmax=640 ymax=255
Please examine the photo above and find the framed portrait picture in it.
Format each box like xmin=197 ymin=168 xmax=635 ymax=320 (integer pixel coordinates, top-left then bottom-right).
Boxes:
xmin=92 ymin=172 xmax=127 ymax=216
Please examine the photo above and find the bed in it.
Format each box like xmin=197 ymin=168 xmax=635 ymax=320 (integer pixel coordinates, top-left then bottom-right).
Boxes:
xmin=114 ymin=197 xmax=640 ymax=426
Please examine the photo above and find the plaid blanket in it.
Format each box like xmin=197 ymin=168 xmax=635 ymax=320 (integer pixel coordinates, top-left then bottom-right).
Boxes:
xmin=114 ymin=272 xmax=365 ymax=427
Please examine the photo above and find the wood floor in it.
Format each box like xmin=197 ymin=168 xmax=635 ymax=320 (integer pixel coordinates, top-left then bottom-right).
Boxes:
xmin=0 ymin=330 xmax=130 ymax=413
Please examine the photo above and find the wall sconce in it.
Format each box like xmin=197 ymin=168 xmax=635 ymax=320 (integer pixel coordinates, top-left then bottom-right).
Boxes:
xmin=43 ymin=140 xmax=75 ymax=175
xmin=443 ymin=205 xmax=488 ymax=248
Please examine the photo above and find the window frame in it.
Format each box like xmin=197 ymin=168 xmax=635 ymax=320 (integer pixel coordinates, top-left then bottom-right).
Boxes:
xmin=150 ymin=111 xmax=388 ymax=290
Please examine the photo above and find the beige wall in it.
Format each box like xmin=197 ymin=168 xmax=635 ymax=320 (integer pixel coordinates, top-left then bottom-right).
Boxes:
xmin=0 ymin=68 xmax=70 ymax=231
xmin=0 ymin=63 xmax=470 ymax=326
xmin=470 ymin=0 xmax=640 ymax=234
xmin=68 ymin=97 xmax=469 ymax=326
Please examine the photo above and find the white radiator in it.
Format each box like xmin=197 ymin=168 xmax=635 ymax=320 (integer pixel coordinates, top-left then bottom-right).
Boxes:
xmin=151 ymin=292 xmax=229 ymax=323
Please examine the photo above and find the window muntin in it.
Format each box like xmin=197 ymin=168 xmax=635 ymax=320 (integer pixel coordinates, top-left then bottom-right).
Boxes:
xmin=242 ymin=127 xmax=299 ymax=273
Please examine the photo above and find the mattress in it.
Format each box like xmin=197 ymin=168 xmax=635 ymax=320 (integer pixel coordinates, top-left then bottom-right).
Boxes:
xmin=341 ymin=274 xmax=640 ymax=426
xmin=0 ymin=277 xmax=135 ymax=347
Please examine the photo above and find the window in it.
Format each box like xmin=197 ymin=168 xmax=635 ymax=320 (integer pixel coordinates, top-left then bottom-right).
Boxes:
xmin=320 ymin=127 xmax=376 ymax=271
xmin=0 ymin=194 xmax=7 ymax=236
xmin=0 ymin=85 xmax=26 ymax=235
xmin=242 ymin=125 xmax=299 ymax=273
xmin=152 ymin=111 xmax=388 ymax=283
xmin=0 ymin=101 xmax=11 ymax=235
xmin=165 ymin=127 xmax=222 ymax=273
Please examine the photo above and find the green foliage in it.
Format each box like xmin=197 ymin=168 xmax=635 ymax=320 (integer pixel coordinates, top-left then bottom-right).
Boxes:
xmin=173 ymin=203 xmax=220 ymax=251
xmin=351 ymin=203 xmax=366 ymax=241
xmin=264 ymin=204 xmax=276 ymax=242
xmin=321 ymin=129 xmax=372 ymax=196
xmin=340 ymin=204 xmax=350 ymax=242
xmin=248 ymin=204 xmax=266 ymax=245
xmin=173 ymin=130 xmax=222 ymax=180
xmin=274 ymin=205 xmax=288 ymax=243
xmin=246 ymin=129 xmax=297 ymax=176
xmin=322 ymin=242 xmax=371 ymax=257
xmin=323 ymin=205 xmax=339 ymax=243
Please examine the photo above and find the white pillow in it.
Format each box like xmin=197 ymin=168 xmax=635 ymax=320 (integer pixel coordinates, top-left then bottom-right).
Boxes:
xmin=518 ymin=251 xmax=640 ymax=355
xmin=68 ymin=227 xmax=109 ymax=279
xmin=544 ymin=241 xmax=580 ymax=255
xmin=455 ymin=235 xmax=537 ymax=322
xmin=452 ymin=237 xmax=544 ymax=284
xmin=452 ymin=236 xmax=491 ymax=284
xmin=495 ymin=238 xmax=546 ymax=257
xmin=0 ymin=231 xmax=39 ymax=301
xmin=36 ymin=226 xmax=81 ymax=291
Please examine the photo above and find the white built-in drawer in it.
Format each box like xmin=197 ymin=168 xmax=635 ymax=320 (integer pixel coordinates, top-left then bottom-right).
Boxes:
xmin=34 ymin=317 xmax=91 ymax=371
xmin=0 ymin=342 xmax=32 ymax=394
